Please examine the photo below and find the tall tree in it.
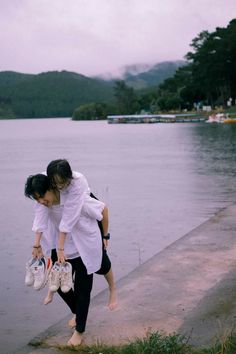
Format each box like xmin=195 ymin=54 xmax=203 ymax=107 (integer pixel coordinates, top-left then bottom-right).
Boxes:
xmin=113 ymin=80 xmax=140 ymax=114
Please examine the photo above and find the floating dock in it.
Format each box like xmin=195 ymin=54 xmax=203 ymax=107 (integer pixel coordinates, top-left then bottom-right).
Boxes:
xmin=107 ymin=114 xmax=206 ymax=124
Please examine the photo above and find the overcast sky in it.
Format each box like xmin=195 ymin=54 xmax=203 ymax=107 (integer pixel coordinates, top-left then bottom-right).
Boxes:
xmin=0 ymin=0 xmax=235 ymax=77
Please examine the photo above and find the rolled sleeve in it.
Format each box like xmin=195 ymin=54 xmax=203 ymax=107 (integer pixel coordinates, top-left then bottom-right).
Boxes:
xmin=82 ymin=198 xmax=105 ymax=221
xmin=32 ymin=203 xmax=49 ymax=233
xmin=59 ymin=174 xmax=90 ymax=233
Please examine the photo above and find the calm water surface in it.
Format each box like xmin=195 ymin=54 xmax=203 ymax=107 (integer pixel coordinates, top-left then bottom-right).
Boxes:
xmin=1 ymin=119 xmax=236 ymax=353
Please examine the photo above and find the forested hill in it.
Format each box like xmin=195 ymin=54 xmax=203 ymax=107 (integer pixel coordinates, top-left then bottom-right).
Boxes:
xmin=0 ymin=70 xmax=114 ymax=118
xmin=0 ymin=60 xmax=185 ymax=119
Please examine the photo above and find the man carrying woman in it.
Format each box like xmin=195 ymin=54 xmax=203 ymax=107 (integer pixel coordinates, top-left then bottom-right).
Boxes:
xmin=24 ymin=163 xmax=116 ymax=346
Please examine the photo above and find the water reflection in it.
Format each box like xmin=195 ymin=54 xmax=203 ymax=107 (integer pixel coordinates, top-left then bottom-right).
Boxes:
xmin=192 ymin=124 xmax=236 ymax=176
xmin=183 ymin=123 xmax=236 ymax=217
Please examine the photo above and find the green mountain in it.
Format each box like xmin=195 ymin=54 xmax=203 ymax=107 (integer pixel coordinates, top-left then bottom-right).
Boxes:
xmin=0 ymin=70 xmax=114 ymax=118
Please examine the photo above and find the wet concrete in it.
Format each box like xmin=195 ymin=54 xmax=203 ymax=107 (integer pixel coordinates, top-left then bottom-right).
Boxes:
xmin=11 ymin=204 xmax=236 ymax=353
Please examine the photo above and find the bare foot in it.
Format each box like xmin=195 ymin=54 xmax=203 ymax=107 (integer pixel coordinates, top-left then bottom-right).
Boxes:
xmin=108 ymin=289 xmax=118 ymax=310
xmin=68 ymin=314 xmax=76 ymax=328
xmin=67 ymin=330 xmax=83 ymax=346
xmin=43 ymin=291 xmax=54 ymax=305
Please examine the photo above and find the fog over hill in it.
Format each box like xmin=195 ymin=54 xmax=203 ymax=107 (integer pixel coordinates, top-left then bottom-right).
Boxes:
xmin=97 ymin=60 xmax=186 ymax=89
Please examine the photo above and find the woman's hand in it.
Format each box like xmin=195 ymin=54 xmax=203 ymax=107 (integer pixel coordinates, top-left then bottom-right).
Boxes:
xmin=103 ymin=239 xmax=109 ymax=249
xmin=57 ymin=248 xmax=66 ymax=263
xmin=102 ymin=233 xmax=110 ymax=249
xmin=32 ymin=245 xmax=43 ymax=259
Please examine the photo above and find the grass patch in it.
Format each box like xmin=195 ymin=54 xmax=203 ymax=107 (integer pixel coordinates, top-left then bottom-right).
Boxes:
xmin=225 ymin=105 xmax=236 ymax=117
xmin=225 ymin=105 xmax=236 ymax=114
xmin=56 ymin=330 xmax=236 ymax=354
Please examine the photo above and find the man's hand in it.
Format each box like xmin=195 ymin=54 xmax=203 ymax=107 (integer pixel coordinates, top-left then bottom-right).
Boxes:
xmin=32 ymin=245 xmax=43 ymax=259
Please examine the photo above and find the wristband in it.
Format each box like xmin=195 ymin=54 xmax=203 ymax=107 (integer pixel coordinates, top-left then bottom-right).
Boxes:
xmin=57 ymin=248 xmax=64 ymax=251
xmin=33 ymin=245 xmax=41 ymax=249
xmin=103 ymin=233 xmax=110 ymax=240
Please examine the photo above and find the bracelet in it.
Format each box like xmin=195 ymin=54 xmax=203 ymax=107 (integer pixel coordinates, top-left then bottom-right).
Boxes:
xmin=33 ymin=245 xmax=41 ymax=249
xmin=57 ymin=248 xmax=64 ymax=251
xmin=103 ymin=233 xmax=110 ymax=240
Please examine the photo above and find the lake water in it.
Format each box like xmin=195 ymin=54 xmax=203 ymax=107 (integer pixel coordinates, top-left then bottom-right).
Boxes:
xmin=1 ymin=118 xmax=236 ymax=353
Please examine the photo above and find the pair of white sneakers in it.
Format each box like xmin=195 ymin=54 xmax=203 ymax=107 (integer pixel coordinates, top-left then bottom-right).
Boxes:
xmin=48 ymin=261 xmax=73 ymax=293
xmin=25 ymin=257 xmax=52 ymax=290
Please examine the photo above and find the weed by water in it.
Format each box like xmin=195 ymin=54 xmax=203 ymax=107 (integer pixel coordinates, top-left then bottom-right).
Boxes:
xmin=57 ymin=330 xmax=236 ymax=354
xmin=58 ymin=331 xmax=194 ymax=354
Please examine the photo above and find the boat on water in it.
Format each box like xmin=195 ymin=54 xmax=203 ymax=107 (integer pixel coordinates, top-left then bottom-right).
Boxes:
xmin=223 ymin=117 xmax=236 ymax=123
xmin=206 ymin=113 xmax=236 ymax=124
xmin=206 ymin=113 xmax=226 ymax=123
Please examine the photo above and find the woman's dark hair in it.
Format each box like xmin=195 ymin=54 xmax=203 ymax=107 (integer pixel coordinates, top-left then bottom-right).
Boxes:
xmin=24 ymin=174 xmax=51 ymax=200
xmin=47 ymin=159 xmax=73 ymax=184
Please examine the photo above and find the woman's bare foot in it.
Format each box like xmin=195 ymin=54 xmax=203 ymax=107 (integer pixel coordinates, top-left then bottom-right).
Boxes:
xmin=108 ymin=288 xmax=118 ymax=310
xmin=67 ymin=330 xmax=83 ymax=346
xmin=68 ymin=314 xmax=76 ymax=328
xmin=43 ymin=291 xmax=54 ymax=305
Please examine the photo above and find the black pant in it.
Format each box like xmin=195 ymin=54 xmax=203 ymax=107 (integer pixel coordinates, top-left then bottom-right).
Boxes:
xmin=51 ymin=249 xmax=93 ymax=333
xmin=96 ymin=248 xmax=111 ymax=275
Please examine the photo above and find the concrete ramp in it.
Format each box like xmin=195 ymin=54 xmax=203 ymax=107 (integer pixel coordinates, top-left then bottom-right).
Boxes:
xmin=15 ymin=204 xmax=236 ymax=353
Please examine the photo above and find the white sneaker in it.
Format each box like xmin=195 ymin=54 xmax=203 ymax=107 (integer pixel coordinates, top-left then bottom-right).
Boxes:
xmin=60 ymin=262 xmax=73 ymax=293
xmin=48 ymin=261 xmax=61 ymax=292
xmin=33 ymin=257 xmax=52 ymax=290
xmin=25 ymin=258 xmax=39 ymax=286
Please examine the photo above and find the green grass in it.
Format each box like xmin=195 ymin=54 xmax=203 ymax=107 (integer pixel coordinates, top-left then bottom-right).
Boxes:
xmin=225 ymin=105 xmax=236 ymax=113
xmin=225 ymin=105 xmax=236 ymax=117
xmin=56 ymin=330 xmax=236 ymax=354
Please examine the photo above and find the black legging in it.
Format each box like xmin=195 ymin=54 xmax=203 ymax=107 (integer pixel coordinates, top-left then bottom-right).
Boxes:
xmin=51 ymin=249 xmax=93 ymax=333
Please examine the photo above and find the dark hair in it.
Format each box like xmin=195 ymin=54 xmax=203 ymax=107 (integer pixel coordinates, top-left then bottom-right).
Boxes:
xmin=24 ymin=174 xmax=51 ymax=200
xmin=47 ymin=159 xmax=73 ymax=185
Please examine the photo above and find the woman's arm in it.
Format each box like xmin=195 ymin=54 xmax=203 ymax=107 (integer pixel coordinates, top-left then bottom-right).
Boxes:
xmin=57 ymin=232 xmax=67 ymax=263
xmin=57 ymin=174 xmax=90 ymax=262
xmin=59 ymin=174 xmax=89 ymax=233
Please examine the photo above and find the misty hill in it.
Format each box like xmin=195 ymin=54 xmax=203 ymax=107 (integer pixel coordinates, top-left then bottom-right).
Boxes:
xmin=123 ymin=61 xmax=186 ymax=89
xmin=0 ymin=70 xmax=114 ymax=118
xmin=98 ymin=60 xmax=186 ymax=89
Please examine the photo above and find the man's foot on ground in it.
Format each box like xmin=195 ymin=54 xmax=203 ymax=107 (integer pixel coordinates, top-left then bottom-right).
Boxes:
xmin=68 ymin=315 xmax=76 ymax=328
xmin=43 ymin=291 xmax=54 ymax=305
xmin=67 ymin=330 xmax=83 ymax=346
xmin=108 ymin=289 xmax=118 ymax=310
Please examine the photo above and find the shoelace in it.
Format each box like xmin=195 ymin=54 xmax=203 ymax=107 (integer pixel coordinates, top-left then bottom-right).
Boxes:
xmin=61 ymin=271 xmax=70 ymax=284
xmin=33 ymin=267 xmax=44 ymax=280
xmin=50 ymin=269 xmax=60 ymax=282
